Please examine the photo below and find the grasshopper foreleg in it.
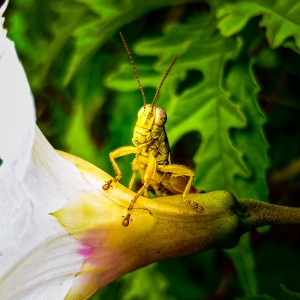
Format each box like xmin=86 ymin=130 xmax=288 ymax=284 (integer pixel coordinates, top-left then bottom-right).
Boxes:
xmin=102 ymin=146 xmax=138 ymax=190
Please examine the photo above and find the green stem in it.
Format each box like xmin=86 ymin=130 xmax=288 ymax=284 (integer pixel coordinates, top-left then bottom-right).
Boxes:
xmin=238 ymin=199 xmax=300 ymax=232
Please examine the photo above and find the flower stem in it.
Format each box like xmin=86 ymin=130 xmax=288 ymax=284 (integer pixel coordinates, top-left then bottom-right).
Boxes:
xmin=238 ymin=198 xmax=300 ymax=232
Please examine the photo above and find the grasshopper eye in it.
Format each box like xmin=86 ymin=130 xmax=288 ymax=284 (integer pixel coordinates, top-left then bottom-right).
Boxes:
xmin=155 ymin=108 xmax=167 ymax=126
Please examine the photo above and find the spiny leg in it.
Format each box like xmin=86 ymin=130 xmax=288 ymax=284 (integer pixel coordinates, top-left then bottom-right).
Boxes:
xmin=123 ymin=152 xmax=156 ymax=226
xmin=122 ymin=181 xmax=151 ymax=226
xmin=128 ymin=168 xmax=149 ymax=196
xmin=157 ymin=163 xmax=203 ymax=212
xmin=102 ymin=146 xmax=138 ymax=190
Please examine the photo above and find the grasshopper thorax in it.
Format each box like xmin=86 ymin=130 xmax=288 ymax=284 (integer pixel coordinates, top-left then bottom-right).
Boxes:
xmin=132 ymin=104 xmax=167 ymax=147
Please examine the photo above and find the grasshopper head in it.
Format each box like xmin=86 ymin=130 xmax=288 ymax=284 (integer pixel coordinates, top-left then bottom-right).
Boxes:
xmin=118 ymin=33 xmax=176 ymax=147
xmin=132 ymin=104 xmax=167 ymax=147
xmin=137 ymin=104 xmax=167 ymax=128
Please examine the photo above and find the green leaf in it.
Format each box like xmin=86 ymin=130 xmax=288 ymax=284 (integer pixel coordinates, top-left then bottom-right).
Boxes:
xmin=63 ymin=52 xmax=110 ymax=167
xmin=236 ymin=294 xmax=276 ymax=300
xmin=64 ymin=104 xmax=98 ymax=164
xmin=120 ymin=264 xmax=175 ymax=300
xmin=236 ymin=294 xmax=277 ymax=300
xmin=280 ymin=285 xmax=300 ymax=300
xmin=236 ymin=285 xmax=300 ymax=300
xmin=224 ymin=60 xmax=269 ymax=201
xmin=216 ymin=0 xmax=300 ymax=53
xmin=49 ymin=0 xmax=199 ymax=85
xmin=226 ymin=234 xmax=258 ymax=295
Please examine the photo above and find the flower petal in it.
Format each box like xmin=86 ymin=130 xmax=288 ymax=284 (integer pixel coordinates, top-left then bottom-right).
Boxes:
xmin=0 ymin=4 xmax=35 ymax=180
xmin=0 ymin=2 xmax=88 ymax=297
xmin=0 ymin=0 xmax=8 ymax=38
xmin=0 ymin=0 xmax=37 ymax=277
xmin=0 ymin=234 xmax=81 ymax=299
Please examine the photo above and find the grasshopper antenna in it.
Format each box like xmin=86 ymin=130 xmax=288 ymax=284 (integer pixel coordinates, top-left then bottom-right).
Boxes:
xmin=119 ymin=32 xmax=147 ymax=107
xmin=152 ymin=55 xmax=178 ymax=108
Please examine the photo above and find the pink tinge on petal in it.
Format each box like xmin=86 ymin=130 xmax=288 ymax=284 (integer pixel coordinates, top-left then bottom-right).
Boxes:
xmin=78 ymin=243 xmax=93 ymax=259
xmin=65 ymin=227 xmax=134 ymax=299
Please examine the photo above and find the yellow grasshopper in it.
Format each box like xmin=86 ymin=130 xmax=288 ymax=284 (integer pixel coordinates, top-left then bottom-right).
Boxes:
xmin=103 ymin=32 xmax=203 ymax=226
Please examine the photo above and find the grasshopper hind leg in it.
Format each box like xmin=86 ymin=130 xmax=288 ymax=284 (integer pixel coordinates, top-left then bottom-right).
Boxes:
xmin=158 ymin=164 xmax=204 ymax=212
xmin=180 ymin=177 xmax=204 ymax=212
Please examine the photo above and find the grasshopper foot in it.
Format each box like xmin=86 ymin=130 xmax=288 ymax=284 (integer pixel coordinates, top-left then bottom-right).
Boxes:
xmin=185 ymin=199 xmax=204 ymax=212
xmin=193 ymin=201 xmax=204 ymax=212
xmin=122 ymin=214 xmax=131 ymax=227
xmin=102 ymin=179 xmax=113 ymax=190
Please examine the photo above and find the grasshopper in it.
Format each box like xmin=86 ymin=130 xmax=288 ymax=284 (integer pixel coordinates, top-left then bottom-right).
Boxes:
xmin=103 ymin=32 xmax=203 ymax=226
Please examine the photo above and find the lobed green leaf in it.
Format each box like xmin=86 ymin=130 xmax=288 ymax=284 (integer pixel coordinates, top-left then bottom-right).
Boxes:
xmin=217 ymin=0 xmax=300 ymax=53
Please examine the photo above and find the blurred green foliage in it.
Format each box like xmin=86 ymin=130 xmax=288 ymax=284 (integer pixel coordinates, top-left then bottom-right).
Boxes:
xmin=4 ymin=0 xmax=300 ymax=299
